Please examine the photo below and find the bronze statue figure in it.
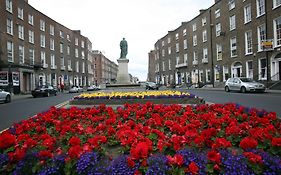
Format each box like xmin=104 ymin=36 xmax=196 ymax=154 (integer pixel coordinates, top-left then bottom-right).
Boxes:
xmin=120 ymin=38 xmax=128 ymax=59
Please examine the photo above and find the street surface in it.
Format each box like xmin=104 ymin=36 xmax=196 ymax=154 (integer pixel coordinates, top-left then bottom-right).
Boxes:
xmin=0 ymin=88 xmax=280 ymax=131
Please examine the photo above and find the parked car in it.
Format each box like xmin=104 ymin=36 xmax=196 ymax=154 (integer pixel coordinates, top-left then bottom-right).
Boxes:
xmin=31 ymin=85 xmax=57 ymax=97
xmin=0 ymin=89 xmax=11 ymax=103
xmin=225 ymin=77 xmax=266 ymax=93
xmin=69 ymin=86 xmax=83 ymax=93
xmin=145 ymin=82 xmax=159 ymax=90
xmin=87 ymin=85 xmax=100 ymax=91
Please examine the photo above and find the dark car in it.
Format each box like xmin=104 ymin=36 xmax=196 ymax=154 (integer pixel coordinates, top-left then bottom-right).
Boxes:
xmin=145 ymin=82 xmax=159 ymax=90
xmin=32 ymin=85 xmax=57 ymax=97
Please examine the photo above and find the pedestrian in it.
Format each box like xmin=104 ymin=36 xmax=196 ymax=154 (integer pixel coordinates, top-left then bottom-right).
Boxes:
xmin=60 ymin=83 xmax=64 ymax=92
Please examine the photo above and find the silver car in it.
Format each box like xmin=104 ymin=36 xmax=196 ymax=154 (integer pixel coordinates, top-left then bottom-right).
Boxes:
xmin=0 ymin=89 xmax=11 ymax=103
xmin=225 ymin=77 xmax=266 ymax=93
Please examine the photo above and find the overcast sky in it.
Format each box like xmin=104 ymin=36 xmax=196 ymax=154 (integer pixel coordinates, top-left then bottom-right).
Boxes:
xmin=29 ymin=0 xmax=213 ymax=81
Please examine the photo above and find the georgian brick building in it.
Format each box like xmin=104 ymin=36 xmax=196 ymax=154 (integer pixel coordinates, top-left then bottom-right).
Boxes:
xmin=150 ymin=0 xmax=281 ymax=89
xmin=0 ymin=0 xmax=94 ymax=93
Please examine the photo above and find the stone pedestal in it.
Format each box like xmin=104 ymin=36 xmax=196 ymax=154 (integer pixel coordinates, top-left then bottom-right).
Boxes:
xmin=116 ymin=58 xmax=130 ymax=84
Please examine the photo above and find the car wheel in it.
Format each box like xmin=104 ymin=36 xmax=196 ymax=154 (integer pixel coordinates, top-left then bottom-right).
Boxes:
xmin=54 ymin=92 xmax=57 ymax=96
xmin=5 ymin=95 xmax=11 ymax=103
xmin=225 ymin=86 xmax=230 ymax=92
xmin=241 ymin=86 xmax=246 ymax=93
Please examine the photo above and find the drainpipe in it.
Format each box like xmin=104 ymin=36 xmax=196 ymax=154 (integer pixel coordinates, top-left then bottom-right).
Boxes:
xmin=209 ymin=9 xmax=215 ymax=87
xmin=265 ymin=0 xmax=270 ymax=88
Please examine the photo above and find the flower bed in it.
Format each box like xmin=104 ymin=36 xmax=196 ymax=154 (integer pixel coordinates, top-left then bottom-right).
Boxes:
xmin=70 ymin=90 xmax=205 ymax=105
xmin=0 ymin=103 xmax=281 ymax=174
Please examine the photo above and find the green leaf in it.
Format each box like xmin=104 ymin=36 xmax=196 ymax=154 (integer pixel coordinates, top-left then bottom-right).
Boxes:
xmin=3 ymin=146 xmax=15 ymax=153
xmin=148 ymin=133 xmax=157 ymax=140
xmin=206 ymin=163 xmax=214 ymax=173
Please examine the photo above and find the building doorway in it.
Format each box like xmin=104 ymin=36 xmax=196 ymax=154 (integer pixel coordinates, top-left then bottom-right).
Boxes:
xmin=232 ymin=62 xmax=242 ymax=78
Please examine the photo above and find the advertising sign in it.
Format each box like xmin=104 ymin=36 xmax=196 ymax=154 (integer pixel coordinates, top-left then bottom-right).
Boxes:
xmin=12 ymin=72 xmax=19 ymax=86
xmin=0 ymin=71 xmax=8 ymax=86
xmin=261 ymin=39 xmax=274 ymax=51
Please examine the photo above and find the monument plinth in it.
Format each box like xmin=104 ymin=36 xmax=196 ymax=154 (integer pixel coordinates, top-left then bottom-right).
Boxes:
xmin=116 ymin=58 xmax=130 ymax=84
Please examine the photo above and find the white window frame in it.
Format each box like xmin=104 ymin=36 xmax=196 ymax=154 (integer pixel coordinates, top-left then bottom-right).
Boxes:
xmin=176 ymin=43 xmax=179 ymax=52
xmin=193 ymin=35 xmax=197 ymax=46
xmin=202 ymin=17 xmax=207 ymax=26
xmin=168 ymin=47 xmax=171 ymax=55
xmin=40 ymin=20 xmax=45 ymax=31
xmin=75 ymin=48 xmax=79 ymax=58
xmin=202 ymin=30 xmax=207 ymax=42
xmin=18 ymin=25 xmax=24 ymax=40
xmin=82 ymin=62 xmax=85 ymax=73
xmin=60 ymin=57 xmax=65 ymax=68
xmin=175 ymin=33 xmax=179 ymax=40
xmin=7 ymin=41 xmax=14 ymax=62
xmin=28 ymin=30 xmax=34 ymax=44
xmin=50 ymin=25 xmax=55 ymax=35
xmin=216 ymin=44 xmax=222 ymax=61
xmin=41 ymin=51 xmax=46 ymax=65
xmin=176 ymin=57 xmax=180 ymax=65
xmin=244 ymin=4 xmax=252 ymax=24
xmin=81 ymin=51 xmax=85 ymax=59
xmin=259 ymin=58 xmax=267 ymax=80
xmin=223 ymin=66 xmax=229 ymax=82
xmin=29 ymin=49 xmax=34 ymax=65
xmin=51 ymin=54 xmax=55 ymax=68
xmin=183 ymin=29 xmax=187 ymax=36
xmin=6 ymin=0 xmax=12 ymax=13
xmin=50 ymin=38 xmax=54 ymax=50
xmin=203 ymin=48 xmax=208 ymax=61
xmin=184 ymin=39 xmax=187 ymax=49
xmin=67 ymin=46 xmax=70 ymax=55
xmin=229 ymin=15 xmax=236 ymax=31
xmin=60 ymin=43 xmax=64 ymax=53
xmin=216 ymin=23 xmax=221 ymax=37
xmin=59 ymin=31 xmax=64 ymax=38
xmin=184 ymin=54 xmax=188 ymax=64
xmin=246 ymin=60 xmax=253 ymax=79
xmin=81 ymin=41 xmax=85 ymax=48
xmin=206 ymin=69 xmax=211 ymax=82
xmin=193 ymin=51 xmax=198 ymax=61
xmin=18 ymin=7 xmax=23 ymax=20
xmin=245 ymin=30 xmax=253 ymax=54
xmin=40 ymin=34 xmax=45 ymax=48
xmin=162 ymin=61 xmax=166 ymax=71
xmin=75 ymin=38 xmax=79 ymax=46
xmin=6 ymin=19 xmax=13 ymax=35
xmin=230 ymin=37 xmax=237 ymax=57
xmin=76 ymin=61 xmax=79 ymax=73
xmin=257 ymin=24 xmax=266 ymax=51
xmin=256 ymin=0 xmax=265 ymax=17
xmin=273 ymin=16 xmax=281 ymax=47
xmin=168 ymin=59 xmax=171 ymax=70
xmin=215 ymin=9 xmax=220 ymax=18
xmin=28 ymin=14 xmax=33 ymax=25
xmin=167 ymin=37 xmax=171 ymax=43
xmin=229 ymin=0 xmax=235 ymax=10
xmin=19 ymin=45 xmax=24 ymax=64
xmin=192 ymin=23 xmax=197 ymax=32
xmin=273 ymin=0 xmax=281 ymax=9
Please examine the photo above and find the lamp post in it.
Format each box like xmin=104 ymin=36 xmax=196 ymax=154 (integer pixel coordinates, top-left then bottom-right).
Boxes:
xmin=8 ymin=63 xmax=13 ymax=94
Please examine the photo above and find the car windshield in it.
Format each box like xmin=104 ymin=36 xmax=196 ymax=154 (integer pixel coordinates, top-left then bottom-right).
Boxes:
xmin=240 ymin=78 xmax=255 ymax=82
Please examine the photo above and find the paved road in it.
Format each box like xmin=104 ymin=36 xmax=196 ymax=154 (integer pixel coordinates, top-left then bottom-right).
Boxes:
xmin=1 ymin=88 xmax=280 ymax=131
xmin=184 ymin=89 xmax=281 ymax=118
xmin=0 ymin=92 xmax=78 ymax=131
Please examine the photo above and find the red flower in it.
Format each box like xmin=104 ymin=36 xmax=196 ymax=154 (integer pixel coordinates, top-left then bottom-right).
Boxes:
xmin=68 ymin=145 xmax=82 ymax=158
xmin=0 ymin=132 xmax=16 ymax=149
xmin=127 ymin=157 xmax=135 ymax=168
xmin=167 ymin=154 xmax=184 ymax=167
xmin=271 ymin=137 xmax=281 ymax=147
xmin=69 ymin=136 xmax=81 ymax=146
xmin=187 ymin=161 xmax=199 ymax=174
xmin=130 ymin=141 xmax=152 ymax=160
xmin=243 ymin=152 xmax=263 ymax=164
xmin=207 ymin=150 xmax=221 ymax=164
xmin=239 ymin=137 xmax=258 ymax=150
xmin=212 ymin=138 xmax=232 ymax=149
xmin=42 ymin=138 xmax=55 ymax=150
xmin=38 ymin=150 xmax=53 ymax=159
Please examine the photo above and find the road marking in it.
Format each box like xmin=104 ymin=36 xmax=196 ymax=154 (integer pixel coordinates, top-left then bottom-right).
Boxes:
xmin=55 ymin=101 xmax=69 ymax=108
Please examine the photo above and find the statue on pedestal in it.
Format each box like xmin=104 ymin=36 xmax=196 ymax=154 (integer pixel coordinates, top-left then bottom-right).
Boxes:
xmin=120 ymin=38 xmax=128 ymax=59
